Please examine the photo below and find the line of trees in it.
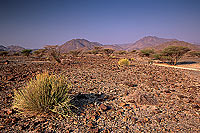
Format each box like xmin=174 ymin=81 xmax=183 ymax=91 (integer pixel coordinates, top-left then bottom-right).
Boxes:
xmin=140 ymin=46 xmax=191 ymax=65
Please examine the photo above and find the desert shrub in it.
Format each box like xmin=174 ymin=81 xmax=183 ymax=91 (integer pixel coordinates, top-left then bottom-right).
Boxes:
xmin=162 ymin=46 xmax=190 ymax=65
xmin=33 ymin=49 xmax=46 ymax=58
xmin=103 ymin=49 xmax=115 ymax=57
xmin=140 ymin=49 xmax=154 ymax=57
xmin=109 ymin=55 xmax=116 ymax=58
xmin=69 ymin=50 xmax=82 ymax=57
xmin=90 ymin=50 xmax=99 ymax=55
xmin=189 ymin=51 xmax=200 ymax=57
xmin=117 ymin=50 xmax=127 ymax=55
xmin=85 ymin=51 xmax=92 ymax=54
xmin=118 ymin=58 xmax=130 ymax=66
xmin=13 ymin=52 xmax=20 ymax=56
xmin=153 ymin=53 xmax=162 ymax=60
xmin=44 ymin=45 xmax=61 ymax=63
xmin=94 ymin=46 xmax=103 ymax=51
xmin=130 ymin=58 xmax=135 ymax=61
xmin=130 ymin=50 xmax=137 ymax=53
xmin=0 ymin=51 xmax=9 ymax=56
xmin=153 ymin=53 xmax=172 ymax=63
xmin=21 ymin=49 xmax=32 ymax=57
xmin=13 ymin=72 xmax=72 ymax=116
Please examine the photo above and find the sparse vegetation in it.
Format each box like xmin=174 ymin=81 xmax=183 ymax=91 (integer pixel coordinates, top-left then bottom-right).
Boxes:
xmin=153 ymin=53 xmax=172 ymax=62
xmin=69 ymin=50 xmax=82 ymax=57
xmin=130 ymin=50 xmax=137 ymax=53
xmin=0 ymin=51 xmax=9 ymax=56
xmin=13 ymin=52 xmax=20 ymax=56
xmin=13 ymin=72 xmax=72 ymax=116
xmin=33 ymin=49 xmax=46 ymax=58
xmin=103 ymin=49 xmax=115 ymax=57
xmin=109 ymin=55 xmax=116 ymax=59
xmin=130 ymin=58 xmax=135 ymax=61
xmin=189 ymin=51 xmax=200 ymax=58
xmin=153 ymin=53 xmax=162 ymax=60
xmin=44 ymin=45 xmax=61 ymax=63
xmin=140 ymin=49 xmax=154 ymax=57
xmin=118 ymin=58 xmax=130 ymax=66
xmin=117 ymin=50 xmax=127 ymax=55
xmin=21 ymin=49 xmax=32 ymax=57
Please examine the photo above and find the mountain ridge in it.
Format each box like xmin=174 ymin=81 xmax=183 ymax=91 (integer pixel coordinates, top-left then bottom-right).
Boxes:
xmin=126 ymin=36 xmax=178 ymax=51
xmin=151 ymin=41 xmax=200 ymax=51
xmin=59 ymin=39 xmax=103 ymax=53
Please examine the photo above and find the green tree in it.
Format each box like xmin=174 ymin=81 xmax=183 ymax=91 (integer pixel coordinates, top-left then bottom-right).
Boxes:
xmin=21 ymin=49 xmax=32 ymax=57
xmin=162 ymin=46 xmax=190 ymax=65
xmin=140 ymin=49 xmax=154 ymax=57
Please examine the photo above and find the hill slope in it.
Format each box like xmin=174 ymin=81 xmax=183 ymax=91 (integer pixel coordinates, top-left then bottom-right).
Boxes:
xmin=102 ymin=44 xmax=124 ymax=51
xmin=0 ymin=45 xmax=8 ymax=51
xmin=127 ymin=36 xmax=177 ymax=51
xmin=7 ymin=45 xmax=25 ymax=52
xmin=152 ymin=41 xmax=200 ymax=51
xmin=59 ymin=39 xmax=103 ymax=53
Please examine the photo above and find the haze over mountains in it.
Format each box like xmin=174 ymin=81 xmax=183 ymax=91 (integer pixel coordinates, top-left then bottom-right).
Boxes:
xmin=1 ymin=36 xmax=200 ymax=53
xmin=58 ymin=36 xmax=199 ymax=53
xmin=0 ymin=45 xmax=25 ymax=52
xmin=124 ymin=36 xmax=178 ymax=51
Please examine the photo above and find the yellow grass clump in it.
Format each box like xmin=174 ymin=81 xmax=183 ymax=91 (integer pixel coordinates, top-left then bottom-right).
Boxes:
xmin=13 ymin=72 xmax=72 ymax=116
xmin=118 ymin=58 xmax=130 ymax=66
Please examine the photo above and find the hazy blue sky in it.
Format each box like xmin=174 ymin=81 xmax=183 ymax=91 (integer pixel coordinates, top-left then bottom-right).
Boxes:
xmin=0 ymin=0 xmax=200 ymax=48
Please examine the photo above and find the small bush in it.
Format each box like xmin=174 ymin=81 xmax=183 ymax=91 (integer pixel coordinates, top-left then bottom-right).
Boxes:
xmin=91 ymin=46 xmax=103 ymax=55
xmin=0 ymin=51 xmax=9 ymax=56
xmin=33 ymin=49 xmax=46 ymax=58
xmin=153 ymin=53 xmax=162 ymax=60
xmin=21 ymin=49 xmax=32 ymax=57
xmin=13 ymin=52 xmax=20 ymax=56
xmin=118 ymin=58 xmax=130 ymax=66
xmin=90 ymin=50 xmax=99 ymax=55
xmin=130 ymin=50 xmax=137 ymax=53
xmin=13 ymin=72 xmax=72 ymax=116
xmin=69 ymin=50 xmax=82 ymax=57
xmin=189 ymin=51 xmax=200 ymax=57
xmin=130 ymin=58 xmax=135 ymax=61
xmin=44 ymin=45 xmax=61 ymax=63
xmin=117 ymin=50 xmax=127 ymax=55
xmin=140 ymin=49 xmax=154 ymax=57
xmin=103 ymin=49 xmax=115 ymax=57
xmin=109 ymin=55 xmax=116 ymax=58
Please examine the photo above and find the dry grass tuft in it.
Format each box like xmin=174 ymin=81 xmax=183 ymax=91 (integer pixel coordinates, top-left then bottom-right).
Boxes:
xmin=13 ymin=72 xmax=72 ymax=116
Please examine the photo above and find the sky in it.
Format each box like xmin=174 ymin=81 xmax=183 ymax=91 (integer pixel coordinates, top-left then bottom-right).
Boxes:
xmin=0 ymin=0 xmax=200 ymax=49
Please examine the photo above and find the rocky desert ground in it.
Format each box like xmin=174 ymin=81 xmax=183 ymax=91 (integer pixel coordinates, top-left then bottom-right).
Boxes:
xmin=0 ymin=55 xmax=200 ymax=132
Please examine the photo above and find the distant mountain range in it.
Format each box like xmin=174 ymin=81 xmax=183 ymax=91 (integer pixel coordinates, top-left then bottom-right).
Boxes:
xmin=0 ymin=45 xmax=8 ymax=51
xmin=0 ymin=45 xmax=25 ymax=52
xmin=59 ymin=39 xmax=103 ymax=53
xmin=1 ymin=36 xmax=200 ymax=53
xmin=120 ymin=36 xmax=178 ymax=51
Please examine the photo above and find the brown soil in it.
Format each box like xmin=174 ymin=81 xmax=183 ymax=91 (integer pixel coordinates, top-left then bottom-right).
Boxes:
xmin=0 ymin=55 xmax=199 ymax=132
